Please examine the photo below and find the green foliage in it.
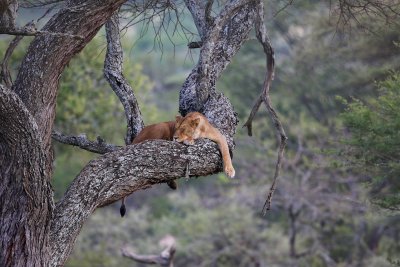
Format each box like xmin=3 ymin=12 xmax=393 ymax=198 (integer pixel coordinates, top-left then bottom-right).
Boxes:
xmin=340 ymin=73 xmax=400 ymax=209
xmin=52 ymin=36 xmax=158 ymax=199
xmin=56 ymin=37 xmax=155 ymax=143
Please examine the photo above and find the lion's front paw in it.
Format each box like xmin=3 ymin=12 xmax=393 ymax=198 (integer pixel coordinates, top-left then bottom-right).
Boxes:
xmin=183 ymin=139 xmax=194 ymax=145
xmin=225 ymin=165 xmax=235 ymax=178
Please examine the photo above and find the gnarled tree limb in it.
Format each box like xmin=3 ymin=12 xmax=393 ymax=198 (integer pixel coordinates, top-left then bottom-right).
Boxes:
xmin=52 ymin=130 xmax=121 ymax=154
xmin=104 ymin=12 xmax=144 ymax=145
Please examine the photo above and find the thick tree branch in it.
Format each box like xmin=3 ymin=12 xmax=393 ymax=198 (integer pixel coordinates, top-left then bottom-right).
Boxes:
xmin=183 ymin=0 xmax=208 ymax=40
xmin=180 ymin=0 xmax=257 ymax=115
xmin=49 ymin=139 xmax=223 ymax=266
xmin=104 ymin=12 xmax=144 ymax=145
xmin=52 ymin=130 xmax=121 ymax=154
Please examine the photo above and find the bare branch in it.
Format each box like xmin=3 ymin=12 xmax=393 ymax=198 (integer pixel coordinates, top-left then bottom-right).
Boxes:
xmin=52 ymin=130 xmax=121 ymax=154
xmin=333 ymin=0 xmax=400 ymax=30
xmin=19 ymin=0 xmax=64 ymax=8
xmin=183 ymin=0 xmax=210 ymax=40
xmin=122 ymin=235 xmax=176 ymax=267
xmin=104 ymin=12 xmax=144 ymax=145
xmin=0 ymin=27 xmax=84 ymax=39
xmin=242 ymin=1 xmax=287 ymax=215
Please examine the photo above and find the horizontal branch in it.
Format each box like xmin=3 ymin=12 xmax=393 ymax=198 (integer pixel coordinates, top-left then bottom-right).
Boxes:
xmin=52 ymin=130 xmax=121 ymax=154
xmin=0 ymin=27 xmax=84 ymax=39
xmin=49 ymin=139 xmax=224 ymax=266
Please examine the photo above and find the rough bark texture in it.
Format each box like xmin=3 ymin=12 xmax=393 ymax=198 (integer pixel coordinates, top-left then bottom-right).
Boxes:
xmin=0 ymin=84 xmax=54 ymax=266
xmin=180 ymin=0 xmax=257 ymax=148
xmin=104 ymin=12 xmax=144 ymax=145
xmin=0 ymin=0 xmax=18 ymax=30
xmin=52 ymin=130 xmax=121 ymax=154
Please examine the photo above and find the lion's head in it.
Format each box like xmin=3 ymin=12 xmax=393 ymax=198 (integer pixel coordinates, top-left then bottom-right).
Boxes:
xmin=173 ymin=114 xmax=201 ymax=145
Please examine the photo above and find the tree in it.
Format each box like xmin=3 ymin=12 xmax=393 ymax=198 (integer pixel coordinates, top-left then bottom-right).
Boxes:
xmin=0 ymin=0 xmax=398 ymax=266
xmin=0 ymin=0 xmax=283 ymax=266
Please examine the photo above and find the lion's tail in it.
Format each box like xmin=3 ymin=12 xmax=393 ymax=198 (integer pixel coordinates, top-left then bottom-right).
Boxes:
xmin=120 ymin=197 xmax=126 ymax=217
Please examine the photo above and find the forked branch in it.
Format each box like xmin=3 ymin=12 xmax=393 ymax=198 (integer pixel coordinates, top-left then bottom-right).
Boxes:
xmin=243 ymin=0 xmax=287 ymax=215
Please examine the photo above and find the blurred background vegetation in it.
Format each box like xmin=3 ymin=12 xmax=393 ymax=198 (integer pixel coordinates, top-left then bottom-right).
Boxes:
xmin=2 ymin=0 xmax=400 ymax=266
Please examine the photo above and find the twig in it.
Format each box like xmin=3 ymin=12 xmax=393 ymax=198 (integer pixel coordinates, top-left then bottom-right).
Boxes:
xmin=52 ymin=130 xmax=121 ymax=154
xmin=243 ymin=0 xmax=287 ymax=215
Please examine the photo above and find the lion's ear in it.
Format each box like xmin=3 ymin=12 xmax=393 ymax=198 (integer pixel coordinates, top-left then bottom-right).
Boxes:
xmin=190 ymin=118 xmax=200 ymax=127
xmin=175 ymin=115 xmax=183 ymax=123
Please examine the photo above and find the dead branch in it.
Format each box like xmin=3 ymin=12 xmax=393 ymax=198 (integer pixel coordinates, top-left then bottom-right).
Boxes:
xmin=104 ymin=12 xmax=144 ymax=145
xmin=333 ymin=0 xmax=400 ymax=30
xmin=52 ymin=130 xmax=121 ymax=154
xmin=0 ymin=27 xmax=84 ymax=39
xmin=122 ymin=235 xmax=176 ymax=267
xmin=243 ymin=0 xmax=287 ymax=215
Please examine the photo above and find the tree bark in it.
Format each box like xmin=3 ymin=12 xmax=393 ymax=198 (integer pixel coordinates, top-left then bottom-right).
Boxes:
xmin=0 ymin=84 xmax=53 ymax=267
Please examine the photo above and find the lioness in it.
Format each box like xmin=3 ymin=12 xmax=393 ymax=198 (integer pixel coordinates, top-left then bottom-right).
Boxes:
xmin=120 ymin=121 xmax=178 ymax=217
xmin=174 ymin=112 xmax=235 ymax=178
